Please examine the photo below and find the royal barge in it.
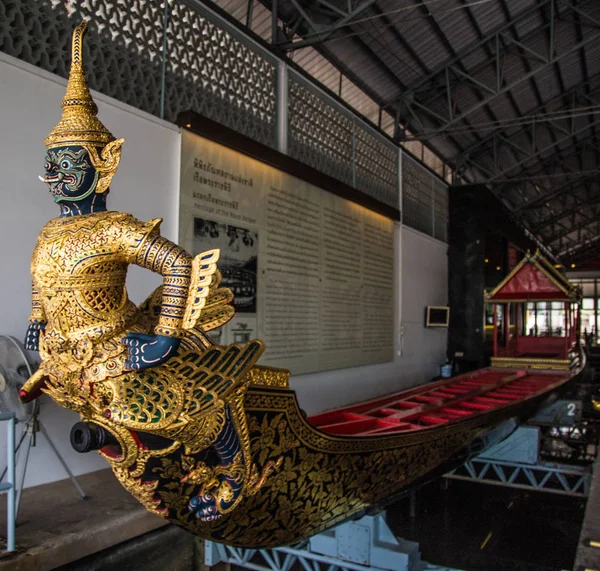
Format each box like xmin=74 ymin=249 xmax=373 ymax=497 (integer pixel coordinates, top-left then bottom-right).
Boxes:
xmin=103 ymin=250 xmax=583 ymax=548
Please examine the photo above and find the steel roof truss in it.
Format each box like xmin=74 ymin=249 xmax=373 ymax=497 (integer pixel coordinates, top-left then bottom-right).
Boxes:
xmin=394 ymin=1 xmax=600 ymax=139
xmin=459 ymin=73 xmax=600 ymax=163
xmin=275 ymin=0 xmax=381 ymax=51
xmin=459 ymin=98 xmax=600 ymax=184
xmin=488 ymin=117 xmax=600 ymax=181
xmin=530 ymin=188 xmax=600 ymax=230
xmin=463 ymin=102 xmax=600 ymax=184
xmin=565 ymin=1 xmax=600 ymax=29
xmin=497 ymin=30 xmax=548 ymax=65
xmin=498 ymin=148 xmax=600 ymax=212
xmin=545 ymin=214 xmax=599 ymax=245
xmin=560 ymin=235 xmax=600 ymax=261
xmin=286 ymin=0 xmax=319 ymax=34
xmin=316 ymin=0 xmax=347 ymax=19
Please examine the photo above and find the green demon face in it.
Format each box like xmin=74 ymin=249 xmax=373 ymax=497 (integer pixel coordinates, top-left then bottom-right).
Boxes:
xmin=43 ymin=145 xmax=99 ymax=202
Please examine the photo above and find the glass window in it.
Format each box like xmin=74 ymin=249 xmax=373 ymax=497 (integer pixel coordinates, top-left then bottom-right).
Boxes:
xmin=538 ymin=303 xmax=551 ymax=335
xmin=525 ymin=304 xmax=537 ymax=336
xmin=582 ymin=309 xmax=595 ymax=334
xmin=523 ymin=302 xmax=567 ymax=336
xmin=551 ymin=305 xmax=565 ymax=336
xmin=583 ymin=298 xmax=595 ymax=309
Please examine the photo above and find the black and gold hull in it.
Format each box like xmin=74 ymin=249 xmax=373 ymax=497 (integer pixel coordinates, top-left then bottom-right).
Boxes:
xmin=123 ymin=366 xmax=582 ymax=548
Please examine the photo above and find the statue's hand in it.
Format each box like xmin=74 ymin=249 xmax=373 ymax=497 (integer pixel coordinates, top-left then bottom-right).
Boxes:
xmin=121 ymin=333 xmax=180 ymax=371
xmin=24 ymin=323 xmax=45 ymax=352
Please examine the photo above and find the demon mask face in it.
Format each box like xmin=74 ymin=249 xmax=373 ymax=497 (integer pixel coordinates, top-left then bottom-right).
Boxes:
xmin=43 ymin=145 xmax=99 ymax=202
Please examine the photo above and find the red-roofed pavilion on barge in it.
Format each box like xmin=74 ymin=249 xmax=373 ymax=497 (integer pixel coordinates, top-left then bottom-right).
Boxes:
xmin=486 ymin=251 xmax=581 ymax=370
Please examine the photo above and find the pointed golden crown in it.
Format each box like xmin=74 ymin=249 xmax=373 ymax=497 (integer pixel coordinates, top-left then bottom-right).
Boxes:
xmin=44 ymin=20 xmax=115 ymax=149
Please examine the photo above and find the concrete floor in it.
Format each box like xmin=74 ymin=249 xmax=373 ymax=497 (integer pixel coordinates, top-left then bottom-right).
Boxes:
xmin=0 ymin=469 xmax=168 ymax=571
xmin=55 ymin=525 xmax=200 ymax=571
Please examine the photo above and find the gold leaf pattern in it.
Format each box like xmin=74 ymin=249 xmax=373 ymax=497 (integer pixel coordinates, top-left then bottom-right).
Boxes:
xmin=120 ymin=388 xmax=482 ymax=548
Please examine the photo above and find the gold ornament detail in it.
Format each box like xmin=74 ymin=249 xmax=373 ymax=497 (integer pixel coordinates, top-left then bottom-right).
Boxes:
xmin=113 ymin=468 xmax=167 ymax=517
xmin=490 ymin=356 xmax=572 ymax=370
xmin=244 ymin=365 xmax=291 ymax=389
xmin=182 ymin=249 xmax=220 ymax=330
xmin=25 ymin=202 xmax=273 ymax=523
xmin=45 ymin=20 xmax=116 ymax=150
xmin=126 ymin=387 xmax=481 ymax=548
xmin=44 ymin=20 xmax=124 ymax=194
xmin=86 ymin=139 xmax=125 ymax=194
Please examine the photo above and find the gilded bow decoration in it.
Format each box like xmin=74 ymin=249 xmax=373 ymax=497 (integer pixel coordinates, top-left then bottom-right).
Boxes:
xmin=22 ymin=19 xmax=282 ymax=525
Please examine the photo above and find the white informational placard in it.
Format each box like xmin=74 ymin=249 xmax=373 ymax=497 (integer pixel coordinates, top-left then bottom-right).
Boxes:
xmin=179 ymin=130 xmax=394 ymax=374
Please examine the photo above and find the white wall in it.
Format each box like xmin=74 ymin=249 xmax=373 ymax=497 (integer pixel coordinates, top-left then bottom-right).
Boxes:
xmin=0 ymin=53 xmax=180 ymax=487
xmin=291 ymin=225 xmax=449 ymax=415
xmin=0 ymin=52 xmax=448 ymax=487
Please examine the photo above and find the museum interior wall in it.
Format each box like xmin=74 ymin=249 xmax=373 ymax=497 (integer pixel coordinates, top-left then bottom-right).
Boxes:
xmin=0 ymin=52 xmax=448 ymax=487
xmin=290 ymin=225 xmax=448 ymax=414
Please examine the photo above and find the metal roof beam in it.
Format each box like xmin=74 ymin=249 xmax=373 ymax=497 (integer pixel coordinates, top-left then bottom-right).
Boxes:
xmin=559 ymin=236 xmax=600 ymax=262
xmin=515 ymin=174 xmax=600 ymax=212
xmin=317 ymin=0 xmax=348 ymax=19
xmin=544 ymin=215 xmax=600 ymax=245
xmin=276 ymin=0 xmax=381 ymax=50
xmin=533 ymin=188 xmax=600 ymax=231
xmin=460 ymin=0 xmax=538 ymax=171
xmin=368 ymin=4 xmax=429 ymax=76
xmin=396 ymin=0 xmax=551 ymax=98
xmin=286 ymin=0 xmax=319 ymax=34
xmin=464 ymin=85 xmax=600 ymax=157
xmin=496 ymin=173 xmax=585 ymax=214
xmin=405 ymin=0 xmax=490 ymax=151
xmin=457 ymin=73 xmax=600 ymax=165
xmin=487 ymin=116 xmax=600 ymax=182
xmin=492 ymin=131 xmax=600 ymax=207
xmin=392 ymin=1 xmax=600 ymax=138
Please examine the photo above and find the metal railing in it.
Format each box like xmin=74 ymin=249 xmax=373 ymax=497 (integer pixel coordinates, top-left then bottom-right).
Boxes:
xmin=446 ymin=457 xmax=591 ymax=497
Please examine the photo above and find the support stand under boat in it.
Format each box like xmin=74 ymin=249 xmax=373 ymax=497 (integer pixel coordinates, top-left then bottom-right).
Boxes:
xmin=203 ymin=511 xmax=461 ymax=571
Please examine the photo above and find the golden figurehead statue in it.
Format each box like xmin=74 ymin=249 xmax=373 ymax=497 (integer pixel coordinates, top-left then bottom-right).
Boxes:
xmin=21 ymin=20 xmax=281 ymax=525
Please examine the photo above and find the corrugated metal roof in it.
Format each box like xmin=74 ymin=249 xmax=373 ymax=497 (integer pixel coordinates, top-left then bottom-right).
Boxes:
xmin=214 ymin=0 xmax=600 ymax=264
